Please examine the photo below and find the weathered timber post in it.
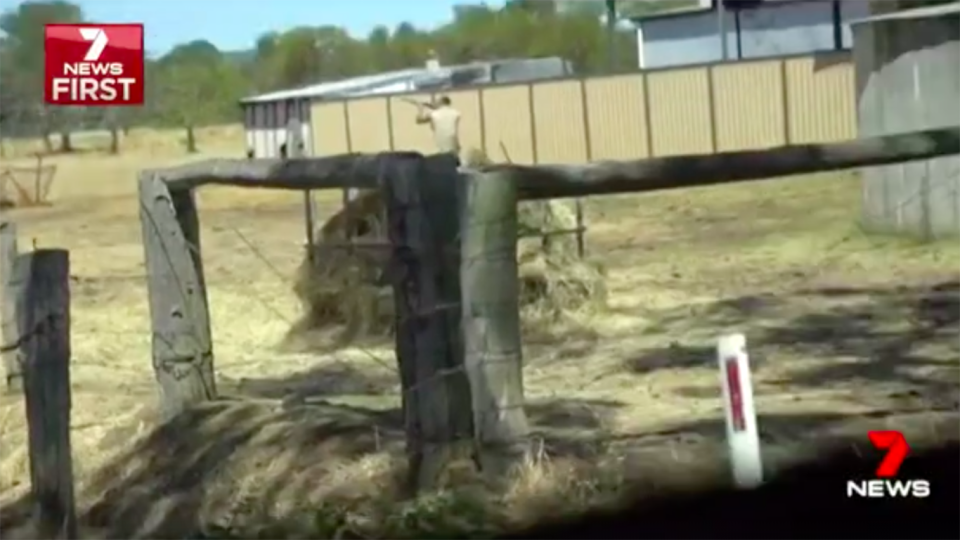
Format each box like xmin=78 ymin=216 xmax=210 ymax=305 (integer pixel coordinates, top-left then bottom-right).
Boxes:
xmin=460 ymin=169 xmax=530 ymax=476
xmin=1 ymin=221 xmax=23 ymax=390
xmin=382 ymin=152 xmax=476 ymax=493
xmin=13 ymin=249 xmax=77 ymax=539
xmin=286 ymin=119 xmax=317 ymax=263
xmin=138 ymin=172 xmax=216 ymax=420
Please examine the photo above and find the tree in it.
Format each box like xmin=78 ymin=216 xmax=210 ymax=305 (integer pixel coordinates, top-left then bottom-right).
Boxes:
xmin=0 ymin=0 xmax=84 ymax=152
xmin=156 ymin=41 xmax=246 ymax=152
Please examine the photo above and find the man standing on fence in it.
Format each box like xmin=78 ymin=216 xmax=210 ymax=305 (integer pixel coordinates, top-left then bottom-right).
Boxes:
xmin=414 ymin=96 xmax=462 ymax=165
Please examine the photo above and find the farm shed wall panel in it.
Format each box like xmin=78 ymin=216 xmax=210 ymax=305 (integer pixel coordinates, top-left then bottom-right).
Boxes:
xmin=583 ymin=75 xmax=650 ymax=160
xmin=482 ymin=86 xmax=535 ymax=164
xmin=244 ymin=106 xmax=255 ymax=155
xmin=252 ymin=103 xmax=265 ymax=157
xmin=532 ymin=80 xmax=588 ymax=165
xmin=299 ymin=99 xmax=314 ymax=154
xmin=711 ymin=60 xmax=787 ymax=151
xmin=389 ymin=93 xmax=436 ymax=154
xmin=310 ymin=101 xmax=350 ymax=156
xmin=347 ymin=98 xmax=391 ymax=153
xmin=275 ymin=101 xmax=289 ymax=156
xmin=294 ymin=51 xmax=856 ymax=164
xmin=646 ymin=67 xmax=713 ymax=156
xmin=267 ymin=102 xmax=281 ymax=158
xmin=784 ymin=52 xmax=856 ymax=144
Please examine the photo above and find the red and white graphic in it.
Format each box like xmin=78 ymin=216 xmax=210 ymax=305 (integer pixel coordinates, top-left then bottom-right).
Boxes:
xmin=717 ymin=334 xmax=763 ymax=490
xmin=846 ymin=430 xmax=931 ymax=498
xmin=44 ymin=23 xmax=144 ymax=106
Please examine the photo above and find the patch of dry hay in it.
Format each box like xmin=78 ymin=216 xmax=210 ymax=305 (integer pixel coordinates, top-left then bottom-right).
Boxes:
xmin=291 ymin=190 xmax=393 ymax=341
xmin=0 ymin=399 xmax=634 ymax=539
xmin=290 ymin=148 xmax=605 ymax=341
xmin=517 ymin=199 xmax=606 ymax=324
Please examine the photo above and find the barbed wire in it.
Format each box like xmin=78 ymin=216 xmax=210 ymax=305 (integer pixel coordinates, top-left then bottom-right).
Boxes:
xmin=0 ymin=314 xmax=62 ymax=354
xmin=4 ymin=154 xmax=953 ymax=437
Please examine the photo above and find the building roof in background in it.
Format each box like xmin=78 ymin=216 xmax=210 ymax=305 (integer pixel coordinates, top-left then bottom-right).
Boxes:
xmin=627 ymin=0 xmax=805 ymax=24
xmin=239 ymin=57 xmax=572 ymax=104
xmin=239 ymin=68 xmax=425 ymax=104
xmin=848 ymin=1 xmax=960 ymax=26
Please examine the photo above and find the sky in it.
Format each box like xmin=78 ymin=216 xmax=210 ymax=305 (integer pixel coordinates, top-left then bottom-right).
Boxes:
xmin=71 ymin=0 xmax=508 ymax=56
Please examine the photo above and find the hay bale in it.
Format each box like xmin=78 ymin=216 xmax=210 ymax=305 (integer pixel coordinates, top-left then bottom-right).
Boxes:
xmin=291 ymin=190 xmax=394 ymax=340
xmin=468 ymin=145 xmax=606 ymax=319
xmin=517 ymin=198 xmax=606 ymax=321
xmin=290 ymin=148 xmax=605 ymax=340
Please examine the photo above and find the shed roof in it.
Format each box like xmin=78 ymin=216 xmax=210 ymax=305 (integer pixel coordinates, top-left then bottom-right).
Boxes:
xmin=627 ymin=0 xmax=803 ymax=24
xmin=239 ymin=57 xmax=572 ymax=105
xmin=849 ymin=2 xmax=960 ymax=26
xmin=239 ymin=68 xmax=426 ymax=104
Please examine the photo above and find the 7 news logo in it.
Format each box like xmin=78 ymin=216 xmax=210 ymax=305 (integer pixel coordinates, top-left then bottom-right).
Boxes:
xmin=44 ymin=23 xmax=144 ymax=106
xmin=846 ymin=431 xmax=931 ymax=499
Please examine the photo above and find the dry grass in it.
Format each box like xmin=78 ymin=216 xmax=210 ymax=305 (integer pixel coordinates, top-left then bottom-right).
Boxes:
xmin=1 ymin=124 xmax=246 ymax=161
xmin=0 ymin=125 xmax=957 ymax=538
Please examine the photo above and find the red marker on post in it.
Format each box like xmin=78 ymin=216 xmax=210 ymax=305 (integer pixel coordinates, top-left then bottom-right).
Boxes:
xmin=717 ymin=333 xmax=763 ymax=489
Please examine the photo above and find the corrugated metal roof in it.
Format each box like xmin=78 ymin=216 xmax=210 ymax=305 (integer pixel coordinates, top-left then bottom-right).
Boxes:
xmin=627 ymin=0 xmax=804 ymax=24
xmin=239 ymin=68 xmax=425 ymax=104
xmin=849 ymin=2 xmax=960 ymax=26
xmin=239 ymin=57 xmax=573 ymax=105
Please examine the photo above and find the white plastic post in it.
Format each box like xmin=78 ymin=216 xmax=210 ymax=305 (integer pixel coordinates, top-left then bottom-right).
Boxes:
xmin=717 ymin=333 xmax=763 ymax=489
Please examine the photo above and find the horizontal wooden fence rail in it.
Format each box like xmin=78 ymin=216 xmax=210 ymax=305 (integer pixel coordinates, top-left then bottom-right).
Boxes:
xmin=152 ymin=127 xmax=959 ymax=197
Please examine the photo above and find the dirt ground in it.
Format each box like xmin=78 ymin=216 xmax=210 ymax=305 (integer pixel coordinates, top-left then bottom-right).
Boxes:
xmin=0 ymin=127 xmax=958 ymax=538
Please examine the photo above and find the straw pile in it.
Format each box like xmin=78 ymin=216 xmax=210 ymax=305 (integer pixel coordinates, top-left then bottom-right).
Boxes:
xmin=290 ymin=149 xmax=606 ymax=340
xmin=291 ymin=190 xmax=394 ymax=340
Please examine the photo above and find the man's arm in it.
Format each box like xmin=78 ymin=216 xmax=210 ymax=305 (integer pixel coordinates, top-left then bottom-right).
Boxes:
xmin=415 ymin=106 xmax=432 ymax=125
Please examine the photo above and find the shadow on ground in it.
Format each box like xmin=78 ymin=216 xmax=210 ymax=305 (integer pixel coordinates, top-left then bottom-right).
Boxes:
xmin=0 ymin=395 xmax=637 ymax=539
xmin=622 ymin=280 xmax=960 ymax=409
xmin=5 ymin=400 xmax=955 ymax=539
xmin=1 ymin=399 xmax=408 ymax=539
xmin=584 ymin=407 xmax=960 ymax=505
xmin=224 ymin=359 xmax=399 ymax=401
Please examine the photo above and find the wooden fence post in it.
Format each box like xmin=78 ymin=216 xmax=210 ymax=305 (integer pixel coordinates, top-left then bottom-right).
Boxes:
xmin=1 ymin=221 xmax=23 ymax=390
xmin=383 ymin=153 xmax=476 ymax=493
xmin=287 ymin=119 xmax=318 ymax=264
xmin=13 ymin=249 xmax=76 ymax=539
xmin=138 ymin=172 xmax=216 ymax=420
xmin=460 ymin=169 xmax=530 ymax=476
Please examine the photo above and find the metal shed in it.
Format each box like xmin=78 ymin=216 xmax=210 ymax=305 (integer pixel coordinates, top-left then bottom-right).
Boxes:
xmin=238 ymin=57 xmax=573 ymax=159
xmin=238 ymin=69 xmax=425 ymax=159
xmin=853 ymin=3 xmax=960 ymax=238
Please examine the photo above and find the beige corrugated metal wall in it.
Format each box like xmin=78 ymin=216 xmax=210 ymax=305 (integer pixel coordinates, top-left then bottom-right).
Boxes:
xmin=483 ymin=85 xmax=535 ymax=164
xmin=532 ymin=80 xmax=589 ymax=164
xmin=584 ymin=75 xmax=650 ymax=160
xmin=306 ymin=51 xmax=856 ymax=163
xmin=347 ymin=98 xmax=391 ymax=153
xmin=310 ymin=102 xmax=349 ymax=156
xmin=647 ymin=68 xmax=714 ymax=156
xmin=711 ymin=60 xmax=788 ymax=151
xmin=784 ymin=52 xmax=856 ymax=144
xmin=389 ymin=93 xmax=435 ymax=153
